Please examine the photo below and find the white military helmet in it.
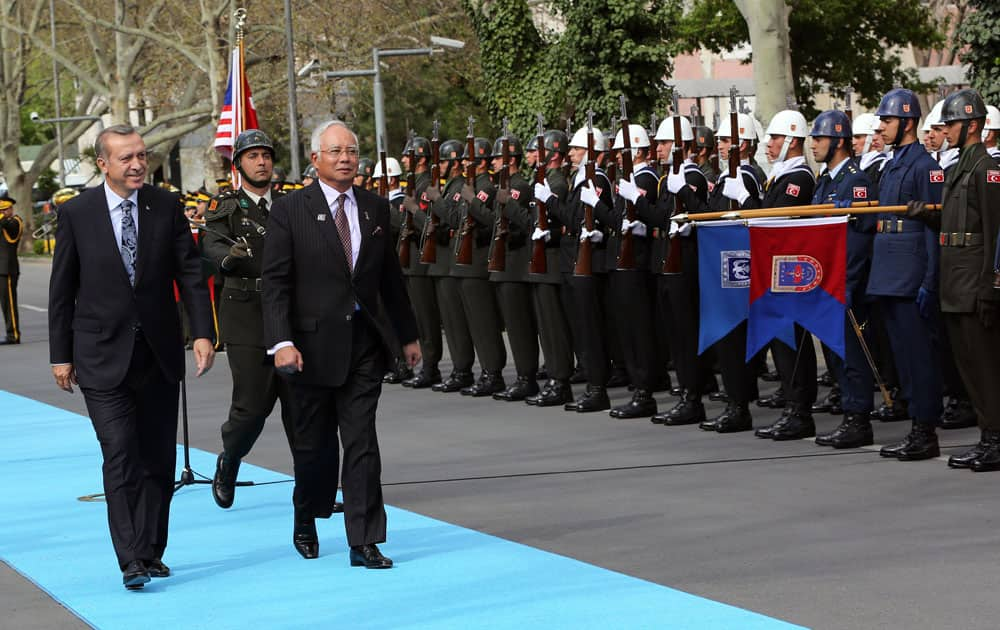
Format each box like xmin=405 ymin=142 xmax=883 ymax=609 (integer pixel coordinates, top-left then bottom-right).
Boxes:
xmin=568 ymin=126 xmax=606 ymax=155
xmin=612 ymin=124 xmax=651 ymax=150
xmin=982 ymin=105 xmax=1000 ymax=141
xmin=765 ymin=110 xmax=808 ymax=162
xmin=921 ymin=100 xmax=946 ymax=132
xmin=852 ymin=112 xmax=879 ymax=137
xmin=653 ymin=115 xmax=694 ymax=142
xmin=716 ymin=112 xmax=759 ymax=142
xmin=372 ymin=157 xmax=402 ymax=178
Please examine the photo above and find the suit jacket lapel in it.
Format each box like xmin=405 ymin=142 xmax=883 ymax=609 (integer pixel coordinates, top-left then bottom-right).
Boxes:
xmin=304 ymin=183 xmax=351 ymax=277
xmin=133 ymin=186 xmax=155 ymax=286
xmin=93 ymin=186 xmax=133 ymax=289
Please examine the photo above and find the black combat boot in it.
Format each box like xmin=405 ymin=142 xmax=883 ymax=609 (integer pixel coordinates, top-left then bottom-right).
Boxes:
xmin=605 ymin=367 xmax=630 ymax=389
xmin=432 ymin=370 xmax=474 ymax=393
xmin=822 ymin=413 xmax=874 ymax=449
xmin=940 ymin=396 xmax=977 ymax=430
xmin=462 ymin=371 xmax=506 ymax=397
xmin=403 ymin=367 xmax=442 ymax=389
xmin=661 ymin=394 xmax=707 ymax=426
xmin=756 ymin=386 xmax=786 ymax=409
xmin=817 ymin=370 xmax=835 ymax=387
xmin=870 ymin=388 xmax=908 ymax=422
xmin=810 ymin=385 xmax=842 ymax=415
xmin=880 ymin=422 xmax=939 ymax=460
xmin=754 ymin=408 xmax=792 ymax=439
xmin=610 ymin=389 xmax=657 ymax=419
xmin=531 ymin=380 xmax=574 ymax=407
xmin=572 ymin=385 xmax=611 ymax=413
xmin=969 ymin=430 xmax=1000 ymax=472
xmin=713 ymin=402 xmax=754 ymax=433
xmin=769 ymin=406 xmax=816 ymax=441
xmin=948 ymin=431 xmax=990 ymax=469
xmin=493 ymin=376 xmax=539 ymax=401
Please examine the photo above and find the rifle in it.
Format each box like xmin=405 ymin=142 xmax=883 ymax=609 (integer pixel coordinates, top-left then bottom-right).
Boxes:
xmin=397 ymin=131 xmax=416 ymax=269
xmin=487 ymin=118 xmax=511 ymax=272
xmin=616 ymin=95 xmax=637 ymax=271
xmin=529 ymin=114 xmax=549 ymax=275
xmin=728 ymin=86 xmax=740 ymax=212
xmin=606 ymin=116 xmax=619 ymax=184
xmin=574 ymin=110 xmax=597 ymax=277
xmin=454 ymin=116 xmax=476 ymax=266
xmin=662 ymin=93 xmax=685 ymax=275
xmin=419 ymin=120 xmax=441 ymax=264
xmin=378 ymin=141 xmax=389 ymax=197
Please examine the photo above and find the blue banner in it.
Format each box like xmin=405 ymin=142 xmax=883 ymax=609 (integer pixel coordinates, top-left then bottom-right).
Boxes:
xmin=697 ymin=221 xmax=751 ymax=355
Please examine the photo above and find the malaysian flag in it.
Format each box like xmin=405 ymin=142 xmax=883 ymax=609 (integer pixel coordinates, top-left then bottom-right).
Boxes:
xmin=214 ymin=45 xmax=259 ymax=160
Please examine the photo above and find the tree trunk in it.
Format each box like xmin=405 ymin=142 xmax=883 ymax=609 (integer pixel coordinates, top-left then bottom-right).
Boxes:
xmin=733 ymin=0 xmax=795 ymax=124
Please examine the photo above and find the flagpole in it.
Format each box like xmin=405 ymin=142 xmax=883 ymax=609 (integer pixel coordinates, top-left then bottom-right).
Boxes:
xmin=677 ymin=202 xmax=940 ymax=223
xmin=232 ymin=8 xmax=247 ymax=188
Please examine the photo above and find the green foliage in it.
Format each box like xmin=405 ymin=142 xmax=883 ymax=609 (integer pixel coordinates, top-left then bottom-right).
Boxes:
xmin=35 ymin=169 xmax=60 ymax=200
xmin=954 ymin=0 xmax=1000 ymax=104
xmin=676 ymin=0 xmax=943 ymax=116
xmin=465 ymin=0 xmax=682 ymax=141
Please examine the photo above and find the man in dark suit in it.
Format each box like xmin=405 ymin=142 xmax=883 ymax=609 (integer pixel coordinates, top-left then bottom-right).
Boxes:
xmin=48 ymin=124 xmax=215 ymax=590
xmin=262 ymin=120 xmax=420 ymax=568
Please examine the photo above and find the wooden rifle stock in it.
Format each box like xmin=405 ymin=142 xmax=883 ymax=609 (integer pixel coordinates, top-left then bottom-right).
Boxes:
xmin=419 ymin=124 xmax=441 ymax=264
xmin=661 ymin=112 xmax=685 ymax=275
xmin=487 ymin=130 xmax=510 ymax=273
xmin=454 ymin=119 xmax=477 ymax=266
xmin=617 ymin=97 xmax=637 ymax=271
xmin=575 ymin=112 xmax=597 ymax=277
xmin=728 ymin=87 xmax=740 ymax=212
xmin=529 ymin=117 xmax=549 ymax=276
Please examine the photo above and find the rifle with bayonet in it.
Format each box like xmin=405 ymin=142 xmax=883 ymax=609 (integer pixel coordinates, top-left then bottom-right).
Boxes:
xmin=487 ymin=118 xmax=511 ymax=272
xmin=454 ymin=116 xmax=477 ymax=266
xmin=419 ymin=121 xmax=441 ymax=264
xmin=617 ymin=95 xmax=637 ymax=271
xmin=574 ymin=110 xmax=597 ymax=277
xmin=662 ymin=93 xmax=685 ymax=275
xmin=529 ymin=114 xmax=549 ymax=275
xmin=728 ymin=86 xmax=740 ymax=212
xmin=398 ymin=131 xmax=416 ymax=269
xmin=845 ymin=87 xmax=855 ymax=158
xmin=606 ymin=116 xmax=619 ymax=184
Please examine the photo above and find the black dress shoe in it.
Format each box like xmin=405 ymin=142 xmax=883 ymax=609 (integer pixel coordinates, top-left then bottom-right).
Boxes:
xmin=350 ymin=544 xmax=393 ymax=569
xmin=572 ymin=385 xmax=611 ymax=413
xmin=756 ymin=388 xmax=786 ymax=409
xmin=969 ymin=430 xmax=1000 ymax=472
xmin=569 ymin=364 xmax=587 ymax=384
xmin=531 ymin=380 xmax=573 ymax=407
xmin=610 ymin=389 xmax=657 ymax=418
xmin=147 ymin=558 xmax=170 ymax=578
xmin=403 ymin=368 xmax=442 ymax=389
xmin=212 ymin=453 xmax=240 ymax=509
xmin=714 ymin=403 xmax=754 ymax=433
xmin=708 ymin=390 xmax=729 ymax=403
xmin=605 ymin=370 xmax=630 ymax=389
xmin=940 ymin=396 xmax=977 ymax=430
xmin=662 ymin=398 xmax=707 ymax=426
xmin=811 ymin=387 xmax=842 ymax=415
xmin=493 ymin=376 xmax=539 ymax=401
xmin=123 ymin=560 xmax=150 ymax=590
xmin=880 ymin=423 xmax=939 ymax=460
xmin=432 ymin=370 xmax=474 ymax=393
xmin=769 ymin=411 xmax=815 ymax=441
xmin=462 ymin=372 xmax=506 ymax=397
xmin=293 ymin=515 xmax=319 ymax=559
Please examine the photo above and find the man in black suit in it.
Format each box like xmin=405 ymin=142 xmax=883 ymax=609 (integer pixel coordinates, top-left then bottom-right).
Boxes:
xmin=48 ymin=124 xmax=215 ymax=590
xmin=262 ymin=120 xmax=420 ymax=568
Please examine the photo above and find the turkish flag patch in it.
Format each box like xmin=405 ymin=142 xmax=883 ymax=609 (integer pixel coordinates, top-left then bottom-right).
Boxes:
xmin=786 ymin=183 xmax=800 ymax=197
xmin=853 ymin=187 xmax=867 ymax=199
xmin=511 ymin=189 xmax=521 ymax=200
xmin=453 ymin=192 xmax=462 ymax=202
xmin=421 ymin=192 xmax=429 ymax=202
xmin=477 ymin=190 xmax=488 ymax=202
xmin=929 ymin=170 xmax=945 ymax=183
xmin=987 ymin=170 xmax=1000 ymax=184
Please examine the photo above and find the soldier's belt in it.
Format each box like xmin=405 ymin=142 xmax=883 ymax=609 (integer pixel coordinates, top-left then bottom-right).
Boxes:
xmin=938 ymin=232 xmax=983 ymax=247
xmin=876 ymin=219 xmax=923 ymax=233
xmin=224 ymin=276 xmax=263 ymax=291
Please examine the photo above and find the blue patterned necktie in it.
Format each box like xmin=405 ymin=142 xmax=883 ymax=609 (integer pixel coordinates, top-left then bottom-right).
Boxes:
xmin=120 ymin=199 xmax=137 ymax=286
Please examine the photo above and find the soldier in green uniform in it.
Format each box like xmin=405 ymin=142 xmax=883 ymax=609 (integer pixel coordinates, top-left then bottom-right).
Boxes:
xmin=0 ymin=193 xmax=23 ymax=344
xmin=693 ymin=125 xmax=719 ymax=182
xmin=201 ymin=130 xmax=298 ymax=509
xmin=424 ymin=139 xmax=477 ymax=392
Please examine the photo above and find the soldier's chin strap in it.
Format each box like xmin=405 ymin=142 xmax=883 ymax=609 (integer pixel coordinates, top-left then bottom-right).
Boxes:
xmin=955 ymin=120 xmax=972 ymax=150
xmin=862 ymin=135 xmax=873 ymax=155
xmin=893 ymin=118 xmax=909 ymax=147
xmin=820 ymin=138 xmax=843 ymax=164
xmin=776 ymin=135 xmax=794 ymax=163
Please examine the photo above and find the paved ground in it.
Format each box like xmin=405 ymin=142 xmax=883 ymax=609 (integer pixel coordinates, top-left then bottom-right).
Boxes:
xmin=2 ymin=259 xmax=997 ymax=629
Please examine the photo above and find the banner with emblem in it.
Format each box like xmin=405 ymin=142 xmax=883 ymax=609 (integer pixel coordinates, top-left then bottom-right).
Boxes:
xmin=697 ymin=220 xmax=751 ymax=355
xmin=746 ymin=216 xmax=848 ymax=360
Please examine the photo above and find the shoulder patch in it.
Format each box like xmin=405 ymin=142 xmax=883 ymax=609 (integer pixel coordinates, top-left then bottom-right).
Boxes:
xmin=929 ymin=170 xmax=945 ymax=183
xmin=853 ymin=186 xmax=868 ymax=199
xmin=785 ymin=183 xmax=801 ymax=198
xmin=987 ymin=170 xmax=1000 ymax=184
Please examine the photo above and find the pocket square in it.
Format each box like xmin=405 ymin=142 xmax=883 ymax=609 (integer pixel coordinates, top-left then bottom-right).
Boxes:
xmin=371 ymin=225 xmax=383 ymax=237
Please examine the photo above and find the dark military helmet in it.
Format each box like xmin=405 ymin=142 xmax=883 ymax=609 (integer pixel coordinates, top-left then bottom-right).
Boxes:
xmin=525 ymin=135 xmax=539 ymax=152
xmin=810 ymin=110 xmax=853 ymax=139
xmin=271 ymin=166 xmax=286 ymax=182
xmin=233 ymin=129 xmax=275 ymax=162
xmin=403 ymin=135 xmax=432 ymax=158
xmin=491 ymin=135 xmax=523 ymax=158
xmin=358 ymin=158 xmax=375 ymax=177
xmin=940 ymin=89 xmax=988 ymax=124
xmin=543 ymin=129 xmax=569 ymax=154
xmin=876 ymin=88 xmax=921 ymax=119
xmin=463 ymin=137 xmax=492 ymax=160
xmin=301 ymin=164 xmax=317 ymax=179
xmin=694 ymin=126 xmax=716 ymax=149
xmin=439 ymin=139 xmax=464 ymax=161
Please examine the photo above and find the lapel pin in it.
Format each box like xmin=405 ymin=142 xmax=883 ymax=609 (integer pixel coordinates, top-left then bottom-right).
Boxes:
xmin=317 ymin=214 xmax=327 ymax=221
xmin=372 ymin=225 xmax=383 ymax=236
xmin=364 ymin=210 xmax=370 ymax=221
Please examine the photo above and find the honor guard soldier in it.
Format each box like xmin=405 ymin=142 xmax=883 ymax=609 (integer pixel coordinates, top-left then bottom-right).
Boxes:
xmin=355 ymin=158 xmax=375 ymax=190
xmin=538 ymin=125 xmax=616 ymax=412
xmin=398 ymin=134 xmax=444 ymax=388
xmin=905 ymin=89 xmax=1000 ymax=470
xmin=301 ymin=164 xmax=317 ymax=187
xmin=523 ymin=129 xmax=577 ymax=407
xmin=807 ymin=110 xmax=879 ymax=449
xmin=922 ymin=100 xmax=960 ymax=171
xmin=423 ymin=139 xmax=477 ymax=392
xmin=982 ymin=105 xmax=1000 ymax=161
xmin=852 ymin=113 xmax=888 ymax=184
xmin=644 ymin=113 xmax=715 ymax=425
xmin=0 ymin=192 xmax=23 ymax=344
xmin=202 ymin=129 xmax=297 ymax=508
xmin=489 ymin=132 xmax=541 ymax=401
xmin=868 ymin=88 xmax=945 ymax=461
xmin=693 ymin=126 xmax=719 ymax=182
xmin=449 ymin=134 xmax=507 ymax=396
xmin=377 ymin=156 xmax=415 ymax=385
xmin=752 ymin=109 xmax=820 ymax=442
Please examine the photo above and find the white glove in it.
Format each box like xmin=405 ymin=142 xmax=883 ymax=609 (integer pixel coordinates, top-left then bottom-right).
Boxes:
xmin=532 ymin=227 xmax=552 ymax=242
xmin=669 ymin=220 xmax=692 ymax=237
xmin=579 ymin=182 xmax=600 ymax=208
xmin=722 ymin=176 xmax=751 ymax=205
xmin=534 ymin=181 xmax=554 ymax=203
xmin=666 ymin=169 xmax=686 ymax=194
xmin=579 ymin=228 xmax=604 ymax=244
xmin=622 ymin=219 xmax=647 ymax=238
xmin=617 ymin=176 xmax=640 ymax=204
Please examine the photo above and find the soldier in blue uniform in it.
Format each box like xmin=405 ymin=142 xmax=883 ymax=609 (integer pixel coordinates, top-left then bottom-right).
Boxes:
xmin=868 ymin=88 xmax=945 ymax=461
xmin=807 ymin=110 xmax=879 ymax=449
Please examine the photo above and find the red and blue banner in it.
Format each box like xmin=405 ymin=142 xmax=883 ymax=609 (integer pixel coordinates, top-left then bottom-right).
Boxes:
xmin=746 ymin=217 xmax=848 ymax=360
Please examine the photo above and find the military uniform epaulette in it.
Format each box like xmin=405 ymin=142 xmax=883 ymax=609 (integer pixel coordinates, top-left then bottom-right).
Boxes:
xmin=205 ymin=189 xmax=241 ymax=220
xmin=847 ymin=164 xmax=858 ymax=175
